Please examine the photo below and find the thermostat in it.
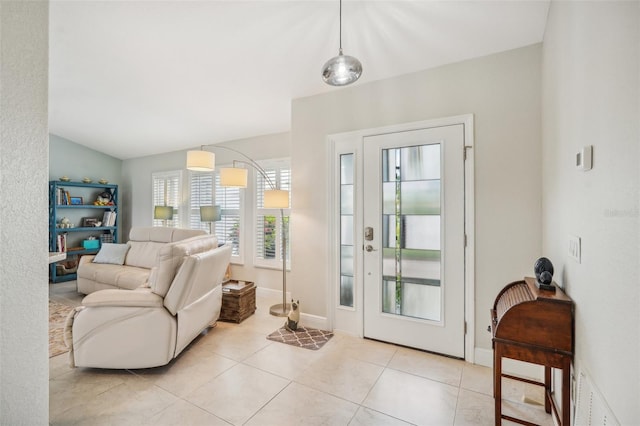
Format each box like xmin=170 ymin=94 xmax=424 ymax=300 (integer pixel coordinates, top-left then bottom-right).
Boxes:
xmin=576 ymin=146 xmax=592 ymax=171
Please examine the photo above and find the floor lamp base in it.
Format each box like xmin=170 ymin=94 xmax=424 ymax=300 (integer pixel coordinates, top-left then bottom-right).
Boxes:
xmin=269 ymin=303 xmax=291 ymax=317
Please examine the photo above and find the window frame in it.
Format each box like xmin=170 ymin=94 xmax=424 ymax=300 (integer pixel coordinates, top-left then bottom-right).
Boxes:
xmin=151 ymin=170 xmax=183 ymax=228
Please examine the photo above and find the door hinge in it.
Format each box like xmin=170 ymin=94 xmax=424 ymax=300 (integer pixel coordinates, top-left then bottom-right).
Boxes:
xmin=464 ymin=321 xmax=467 ymax=334
xmin=464 ymin=234 xmax=467 ymax=247
xmin=463 ymin=145 xmax=472 ymax=161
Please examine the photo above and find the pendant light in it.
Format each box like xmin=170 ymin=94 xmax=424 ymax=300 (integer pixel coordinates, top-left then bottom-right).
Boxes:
xmin=321 ymin=0 xmax=362 ymax=86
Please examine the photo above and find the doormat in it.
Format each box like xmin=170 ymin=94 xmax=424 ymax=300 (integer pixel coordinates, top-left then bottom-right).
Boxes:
xmin=49 ymin=300 xmax=73 ymax=358
xmin=267 ymin=326 xmax=334 ymax=350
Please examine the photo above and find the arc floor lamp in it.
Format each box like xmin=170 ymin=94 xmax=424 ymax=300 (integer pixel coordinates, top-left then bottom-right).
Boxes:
xmin=186 ymin=146 xmax=291 ymax=317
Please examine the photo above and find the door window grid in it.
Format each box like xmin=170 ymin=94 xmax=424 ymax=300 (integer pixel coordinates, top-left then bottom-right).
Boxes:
xmin=340 ymin=153 xmax=354 ymax=307
xmin=381 ymin=144 xmax=442 ymax=321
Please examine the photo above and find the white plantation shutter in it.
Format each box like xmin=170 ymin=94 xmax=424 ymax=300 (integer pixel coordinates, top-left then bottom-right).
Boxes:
xmin=189 ymin=172 xmax=214 ymax=232
xmin=255 ymin=159 xmax=291 ymax=268
xmin=214 ymin=172 xmax=243 ymax=260
xmin=152 ymin=171 xmax=181 ymax=227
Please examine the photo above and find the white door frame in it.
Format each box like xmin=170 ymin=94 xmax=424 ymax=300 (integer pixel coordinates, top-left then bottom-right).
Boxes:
xmin=327 ymin=114 xmax=475 ymax=362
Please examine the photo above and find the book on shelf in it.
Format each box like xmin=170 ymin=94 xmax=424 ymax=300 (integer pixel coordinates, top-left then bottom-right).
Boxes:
xmin=56 ymin=187 xmax=71 ymax=205
xmin=102 ymin=211 xmax=117 ymax=226
xmin=56 ymin=233 xmax=67 ymax=252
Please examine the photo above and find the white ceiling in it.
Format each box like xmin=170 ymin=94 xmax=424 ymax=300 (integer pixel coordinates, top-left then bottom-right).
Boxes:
xmin=49 ymin=0 xmax=550 ymax=160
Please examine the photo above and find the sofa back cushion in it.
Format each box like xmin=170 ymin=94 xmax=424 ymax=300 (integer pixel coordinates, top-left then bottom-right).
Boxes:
xmin=125 ymin=227 xmax=205 ymax=269
xmin=150 ymin=234 xmax=219 ymax=297
xmin=164 ymin=244 xmax=232 ymax=315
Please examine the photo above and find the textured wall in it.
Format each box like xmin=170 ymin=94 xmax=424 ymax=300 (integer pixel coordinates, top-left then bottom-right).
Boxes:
xmin=0 ymin=1 xmax=50 ymax=424
xmin=542 ymin=2 xmax=639 ymax=422
xmin=291 ymin=44 xmax=542 ymax=355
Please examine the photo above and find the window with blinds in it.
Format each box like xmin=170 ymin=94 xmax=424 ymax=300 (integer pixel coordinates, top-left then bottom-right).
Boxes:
xmin=214 ymin=173 xmax=243 ymax=259
xmin=189 ymin=171 xmax=214 ymax=233
xmin=255 ymin=160 xmax=291 ymax=268
xmin=152 ymin=171 xmax=181 ymax=227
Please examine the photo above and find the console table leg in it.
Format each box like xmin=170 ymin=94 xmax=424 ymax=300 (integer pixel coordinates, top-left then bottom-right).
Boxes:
xmin=562 ymin=361 xmax=571 ymax=425
xmin=494 ymin=347 xmax=502 ymax=426
xmin=544 ymin=366 xmax=552 ymax=414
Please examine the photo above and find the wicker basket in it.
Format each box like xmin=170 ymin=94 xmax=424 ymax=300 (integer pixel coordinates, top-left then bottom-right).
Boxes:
xmin=219 ymin=281 xmax=256 ymax=323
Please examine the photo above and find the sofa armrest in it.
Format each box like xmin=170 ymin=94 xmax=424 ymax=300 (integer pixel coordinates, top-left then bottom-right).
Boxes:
xmin=82 ymin=289 xmax=164 ymax=308
xmin=79 ymin=255 xmax=96 ymax=265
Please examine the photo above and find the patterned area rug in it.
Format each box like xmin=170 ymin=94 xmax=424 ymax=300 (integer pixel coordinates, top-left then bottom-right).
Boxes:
xmin=267 ymin=326 xmax=333 ymax=350
xmin=49 ymin=300 xmax=73 ymax=358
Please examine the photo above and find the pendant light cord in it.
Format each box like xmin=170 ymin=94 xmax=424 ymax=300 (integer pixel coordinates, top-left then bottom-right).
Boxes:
xmin=339 ymin=0 xmax=343 ymax=52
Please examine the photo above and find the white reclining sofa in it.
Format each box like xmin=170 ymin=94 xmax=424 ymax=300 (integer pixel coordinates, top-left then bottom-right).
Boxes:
xmin=77 ymin=227 xmax=207 ymax=294
xmin=67 ymin=227 xmax=231 ymax=369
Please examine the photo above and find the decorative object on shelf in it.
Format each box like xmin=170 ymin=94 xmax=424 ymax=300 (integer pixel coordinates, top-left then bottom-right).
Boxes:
xmin=321 ymin=0 xmax=362 ymax=86
xmin=94 ymin=190 xmax=114 ymax=206
xmin=200 ymin=205 xmax=221 ymax=235
xmin=59 ymin=176 xmax=70 ymax=182
xmin=186 ymin=145 xmax=291 ymax=317
xmin=82 ymin=217 xmax=98 ymax=227
xmin=534 ymin=257 xmax=556 ymax=291
xmin=98 ymin=178 xmax=109 ymax=184
xmin=82 ymin=237 xmax=100 ymax=250
xmin=82 ymin=177 xmax=92 ymax=183
xmin=70 ymin=196 xmax=83 ymax=205
xmin=59 ymin=217 xmax=71 ymax=228
xmin=154 ymin=205 xmax=174 ymax=227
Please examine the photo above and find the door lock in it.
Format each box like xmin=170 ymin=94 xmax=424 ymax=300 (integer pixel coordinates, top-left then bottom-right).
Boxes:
xmin=365 ymin=245 xmax=377 ymax=252
xmin=364 ymin=227 xmax=374 ymax=241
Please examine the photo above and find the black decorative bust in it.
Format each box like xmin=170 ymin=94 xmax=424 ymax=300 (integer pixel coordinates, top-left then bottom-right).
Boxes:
xmin=534 ymin=257 xmax=556 ymax=291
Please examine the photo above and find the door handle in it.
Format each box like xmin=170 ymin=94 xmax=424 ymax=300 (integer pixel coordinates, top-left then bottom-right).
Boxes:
xmin=365 ymin=245 xmax=377 ymax=252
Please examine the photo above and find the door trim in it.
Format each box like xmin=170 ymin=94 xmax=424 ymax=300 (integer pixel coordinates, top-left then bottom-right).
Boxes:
xmin=327 ymin=114 xmax=475 ymax=362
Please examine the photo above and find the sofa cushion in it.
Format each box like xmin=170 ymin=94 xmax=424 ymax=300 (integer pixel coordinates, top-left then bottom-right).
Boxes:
xmin=125 ymin=227 xmax=206 ymax=269
xmin=125 ymin=241 xmax=166 ymax=269
xmin=150 ymin=234 xmax=218 ymax=297
xmin=77 ymin=263 xmax=150 ymax=291
xmin=93 ymin=243 xmax=130 ymax=265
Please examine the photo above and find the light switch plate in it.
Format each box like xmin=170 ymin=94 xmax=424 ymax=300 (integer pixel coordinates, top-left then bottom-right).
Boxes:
xmin=569 ymin=235 xmax=581 ymax=263
xmin=576 ymin=146 xmax=592 ymax=171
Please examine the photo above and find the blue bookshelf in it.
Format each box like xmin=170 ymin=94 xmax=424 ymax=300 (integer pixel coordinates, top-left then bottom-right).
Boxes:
xmin=49 ymin=180 xmax=119 ymax=283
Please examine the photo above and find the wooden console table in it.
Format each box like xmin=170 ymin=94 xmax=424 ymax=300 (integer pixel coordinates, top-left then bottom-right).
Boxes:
xmin=490 ymin=277 xmax=574 ymax=425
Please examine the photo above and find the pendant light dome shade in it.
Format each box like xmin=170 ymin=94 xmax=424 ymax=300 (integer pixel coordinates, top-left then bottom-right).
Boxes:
xmin=321 ymin=0 xmax=362 ymax=87
xmin=322 ymin=49 xmax=362 ymax=86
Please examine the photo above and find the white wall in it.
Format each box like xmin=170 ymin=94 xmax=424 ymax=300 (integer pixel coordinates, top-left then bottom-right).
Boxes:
xmin=121 ymin=132 xmax=290 ymax=291
xmin=291 ymin=44 xmax=542 ymax=353
xmin=542 ymin=2 xmax=639 ymax=423
xmin=0 ymin=1 xmax=50 ymax=424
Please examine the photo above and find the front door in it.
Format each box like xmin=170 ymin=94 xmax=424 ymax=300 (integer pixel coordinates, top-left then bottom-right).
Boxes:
xmin=362 ymin=125 xmax=465 ymax=357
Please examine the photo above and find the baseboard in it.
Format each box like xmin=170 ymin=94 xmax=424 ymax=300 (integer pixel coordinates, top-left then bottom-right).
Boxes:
xmin=256 ymin=286 xmax=291 ymax=301
xmin=475 ymin=348 xmax=544 ymax=380
xmin=300 ymin=312 xmax=329 ymax=331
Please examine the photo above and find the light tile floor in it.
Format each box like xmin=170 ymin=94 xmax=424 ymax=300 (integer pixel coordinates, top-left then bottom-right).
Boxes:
xmin=50 ymin=281 xmax=553 ymax=426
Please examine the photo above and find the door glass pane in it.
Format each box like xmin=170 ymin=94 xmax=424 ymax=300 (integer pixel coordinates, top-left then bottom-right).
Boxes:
xmin=339 ymin=154 xmax=354 ymax=307
xmin=400 ymin=181 xmax=440 ymax=215
xmin=341 ymin=185 xmax=353 ymax=214
xmin=380 ymin=144 xmax=441 ymax=321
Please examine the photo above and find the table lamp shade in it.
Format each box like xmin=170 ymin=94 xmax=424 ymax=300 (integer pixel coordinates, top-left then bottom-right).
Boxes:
xmin=200 ymin=205 xmax=221 ymax=222
xmin=187 ymin=150 xmax=215 ymax=171
xmin=264 ymin=190 xmax=289 ymax=209
xmin=220 ymin=167 xmax=248 ymax=188
xmin=154 ymin=206 xmax=174 ymax=220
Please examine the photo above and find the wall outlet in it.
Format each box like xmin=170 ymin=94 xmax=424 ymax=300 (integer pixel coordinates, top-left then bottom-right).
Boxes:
xmin=568 ymin=235 xmax=581 ymax=263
